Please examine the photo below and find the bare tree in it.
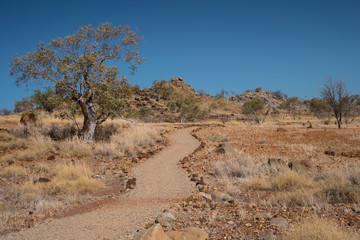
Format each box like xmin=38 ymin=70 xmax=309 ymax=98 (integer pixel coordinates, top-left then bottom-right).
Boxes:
xmin=321 ymin=78 xmax=350 ymax=129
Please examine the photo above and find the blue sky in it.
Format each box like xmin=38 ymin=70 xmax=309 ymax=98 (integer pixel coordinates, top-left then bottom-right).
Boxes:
xmin=1 ymin=0 xmax=359 ymax=110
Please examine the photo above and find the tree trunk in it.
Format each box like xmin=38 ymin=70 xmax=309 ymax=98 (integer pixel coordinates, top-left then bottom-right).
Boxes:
xmin=79 ymin=100 xmax=97 ymax=142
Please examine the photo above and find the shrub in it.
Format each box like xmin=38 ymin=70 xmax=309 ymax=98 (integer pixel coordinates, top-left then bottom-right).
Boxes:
xmin=46 ymin=124 xmax=77 ymax=141
xmin=94 ymin=123 xmax=119 ymax=142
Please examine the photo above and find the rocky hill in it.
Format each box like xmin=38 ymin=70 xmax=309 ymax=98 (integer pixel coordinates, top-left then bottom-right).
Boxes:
xmin=227 ymin=88 xmax=284 ymax=108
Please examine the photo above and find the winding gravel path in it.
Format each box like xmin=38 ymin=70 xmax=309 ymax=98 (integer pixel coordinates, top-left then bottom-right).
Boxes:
xmin=1 ymin=127 xmax=200 ymax=240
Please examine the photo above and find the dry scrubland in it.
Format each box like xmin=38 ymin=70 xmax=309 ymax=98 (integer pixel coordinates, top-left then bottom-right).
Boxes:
xmin=0 ymin=113 xmax=360 ymax=239
xmin=172 ymin=120 xmax=360 ymax=239
xmin=0 ymin=115 xmax=165 ymax=234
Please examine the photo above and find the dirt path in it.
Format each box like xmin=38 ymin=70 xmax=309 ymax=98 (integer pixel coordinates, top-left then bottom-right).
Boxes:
xmin=2 ymin=127 xmax=200 ymax=240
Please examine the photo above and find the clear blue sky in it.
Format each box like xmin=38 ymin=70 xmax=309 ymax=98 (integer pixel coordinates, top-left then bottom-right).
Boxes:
xmin=1 ymin=0 xmax=359 ymax=110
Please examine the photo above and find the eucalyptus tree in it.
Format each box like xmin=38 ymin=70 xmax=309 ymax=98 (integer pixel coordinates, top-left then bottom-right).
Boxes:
xmin=10 ymin=23 xmax=143 ymax=141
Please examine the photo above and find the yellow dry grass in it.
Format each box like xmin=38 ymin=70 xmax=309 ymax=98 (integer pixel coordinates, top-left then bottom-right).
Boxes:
xmin=279 ymin=216 xmax=358 ymax=240
xmin=0 ymin=166 xmax=27 ymax=178
xmin=95 ymin=123 xmax=162 ymax=157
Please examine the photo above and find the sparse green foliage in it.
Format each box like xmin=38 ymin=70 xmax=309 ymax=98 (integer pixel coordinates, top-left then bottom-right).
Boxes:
xmin=10 ymin=23 xmax=143 ymax=142
xmin=0 ymin=108 xmax=11 ymax=116
xmin=31 ymin=87 xmax=61 ymax=117
xmin=279 ymin=96 xmax=299 ymax=119
xmin=309 ymin=97 xmax=331 ymax=119
xmin=14 ymin=97 xmax=33 ymax=113
xmin=151 ymin=80 xmax=174 ymax=100
xmin=242 ymin=97 xmax=269 ymax=124
xmin=168 ymin=94 xmax=206 ymax=123
xmin=345 ymin=94 xmax=360 ymax=124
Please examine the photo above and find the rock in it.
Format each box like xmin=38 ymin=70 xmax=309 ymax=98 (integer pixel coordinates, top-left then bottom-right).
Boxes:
xmin=167 ymin=227 xmax=209 ymax=240
xmin=270 ymin=217 xmax=288 ymax=228
xmin=254 ymin=213 xmax=272 ymax=220
xmin=206 ymin=134 xmax=228 ymax=142
xmin=258 ymin=231 xmax=275 ymax=240
xmin=139 ymin=224 xmax=171 ymax=240
xmin=47 ymin=155 xmax=56 ymax=161
xmin=288 ymin=162 xmax=305 ymax=173
xmin=133 ymin=228 xmax=147 ymax=240
xmin=324 ymin=150 xmax=335 ymax=156
xmin=268 ymin=158 xmax=287 ymax=172
xmin=126 ymin=178 xmax=136 ymax=189
xmin=170 ymin=204 xmax=182 ymax=212
xmin=210 ymin=191 xmax=234 ymax=203
xmin=213 ymin=143 xmax=236 ymax=154
xmin=38 ymin=177 xmax=51 ymax=183
xmin=199 ymin=192 xmax=212 ymax=201
xmin=155 ymin=211 xmax=176 ymax=227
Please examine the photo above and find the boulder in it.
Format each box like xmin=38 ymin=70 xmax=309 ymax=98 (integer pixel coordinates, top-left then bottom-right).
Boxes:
xmin=126 ymin=178 xmax=137 ymax=189
xmin=155 ymin=211 xmax=176 ymax=227
xmin=213 ymin=143 xmax=235 ymax=154
xmin=210 ymin=191 xmax=234 ymax=203
xmin=206 ymin=134 xmax=228 ymax=142
xmin=139 ymin=224 xmax=171 ymax=240
xmin=199 ymin=192 xmax=212 ymax=201
xmin=288 ymin=162 xmax=305 ymax=173
xmin=267 ymin=158 xmax=287 ymax=172
xmin=270 ymin=217 xmax=288 ymax=228
xmin=167 ymin=227 xmax=209 ymax=240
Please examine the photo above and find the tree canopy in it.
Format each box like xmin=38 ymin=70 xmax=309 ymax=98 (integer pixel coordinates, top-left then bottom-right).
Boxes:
xmin=10 ymin=23 xmax=143 ymax=141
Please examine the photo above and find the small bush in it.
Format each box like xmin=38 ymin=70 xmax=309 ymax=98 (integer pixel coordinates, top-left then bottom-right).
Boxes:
xmin=280 ymin=216 xmax=358 ymax=240
xmin=46 ymin=124 xmax=77 ymax=141
xmin=320 ymin=177 xmax=359 ymax=204
xmin=94 ymin=123 xmax=119 ymax=142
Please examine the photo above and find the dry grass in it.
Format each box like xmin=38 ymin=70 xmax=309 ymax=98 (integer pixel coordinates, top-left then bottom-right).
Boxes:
xmin=46 ymin=162 xmax=104 ymax=195
xmin=54 ymin=139 xmax=92 ymax=158
xmin=279 ymin=216 xmax=358 ymax=240
xmin=246 ymin=162 xmax=360 ymax=206
xmin=95 ymin=124 xmax=162 ymax=157
xmin=32 ymin=162 xmax=51 ymax=173
xmin=0 ymin=143 xmax=52 ymax=163
xmin=0 ymin=166 xmax=27 ymax=178
xmin=269 ymin=171 xmax=315 ymax=191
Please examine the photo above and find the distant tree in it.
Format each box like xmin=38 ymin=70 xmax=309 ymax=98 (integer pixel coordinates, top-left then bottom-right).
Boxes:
xmin=0 ymin=108 xmax=11 ymax=116
xmin=14 ymin=97 xmax=34 ymax=113
xmin=344 ymin=94 xmax=360 ymax=124
xmin=242 ymin=96 xmax=270 ymax=124
xmin=279 ymin=96 xmax=299 ymax=119
xmin=309 ymin=97 xmax=332 ymax=120
xmin=31 ymin=87 xmax=61 ymax=117
xmin=151 ymin=80 xmax=173 ymax=100
xmin=197 ymin=89 xmax=210 ymax=96
xmin=10 ymin=23 xmax=143 ymax=142
xmin=215 ymin=88 xmax=228 ymax=99
xmin=168 ymin=94 xmax=206 ymax=123
xmin=274 ymin=90 xmax=285 ymax=100
xmin=321 ymin=78 xmax=350 ymax=129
